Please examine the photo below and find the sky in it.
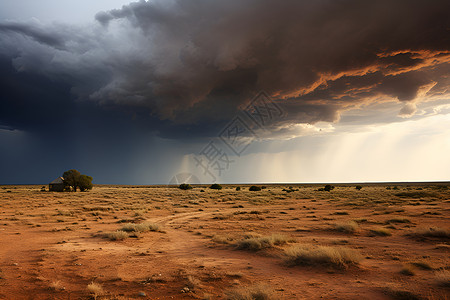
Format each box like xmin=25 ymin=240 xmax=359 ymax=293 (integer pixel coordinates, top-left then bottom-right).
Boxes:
xmin=0 ymin=0 xmax=449 ymax=184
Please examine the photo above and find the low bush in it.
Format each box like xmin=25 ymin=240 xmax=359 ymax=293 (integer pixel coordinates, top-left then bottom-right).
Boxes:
xmin=249 ymin=186 xmax=262 ymax=191
xmin=210 ymin=183 xmax=223 ymax=190
xmin=179 ymin=183 xmax=192 ymax=190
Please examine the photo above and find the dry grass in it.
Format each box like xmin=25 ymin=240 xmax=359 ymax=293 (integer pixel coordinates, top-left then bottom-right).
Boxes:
xmin=411 ymin=261 xmax=433 ymax=270
xmin=87 ymin=282 xmax=104 ymax=298
xmin=49 ymin=280 xmax=65 ymax=291
xmin=383 ymin=287 xmax=422 ymax=300
xmin=369 ymin=227 xmax=392 ymax=236
xmin=121 ymin=222 xmax=162 ymax=232
xmin=400 ymin=265 xmax=415 ymax=276
xmin=234 ymin=234 xmax=295 ymax=251
xmin=435 ymin=270 xmax=450 ymax=287
xmin=104 ymin=230 xmax=129 ymax=241
xmin=385 ymin=217 xmax=411 ymax=224
xmin=333 ymin=221 xmax=359 ymax=233
xmin=225 ymin=284 xmax=274 ymax=300
xmin=410 ymin=227 xmax=450 ymax=239
xmin=283 ymin=244 xmax=363 ymax=268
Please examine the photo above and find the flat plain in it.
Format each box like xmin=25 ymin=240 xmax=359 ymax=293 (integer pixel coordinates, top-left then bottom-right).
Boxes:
xmin=0 ymin=183 xmax=449 ymax=299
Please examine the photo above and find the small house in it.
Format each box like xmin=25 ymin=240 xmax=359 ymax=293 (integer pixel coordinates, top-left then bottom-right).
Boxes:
xmin=49 ymin=177 xmax=65 ymax=192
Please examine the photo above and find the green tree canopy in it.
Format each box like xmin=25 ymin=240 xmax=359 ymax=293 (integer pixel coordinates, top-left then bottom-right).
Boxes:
xmin=62 ymin=169 xmax=93 ymax=192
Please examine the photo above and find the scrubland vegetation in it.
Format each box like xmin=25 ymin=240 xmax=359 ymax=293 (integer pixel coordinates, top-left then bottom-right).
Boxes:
xmin=0 ymin=183 xmax=448 ymax=298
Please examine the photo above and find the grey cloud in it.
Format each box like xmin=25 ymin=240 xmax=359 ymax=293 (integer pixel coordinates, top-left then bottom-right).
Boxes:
xmin=0 ymin=22 xmax=66 ymax=50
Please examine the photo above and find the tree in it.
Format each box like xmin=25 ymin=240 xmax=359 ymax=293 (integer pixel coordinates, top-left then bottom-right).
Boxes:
xmin=62 ymin=169 xmax=93 ymax=192
xmin=78 ymin=175 xmax=93 ymax=191
xmin=63 ymin=169 xmax=81 ymax=192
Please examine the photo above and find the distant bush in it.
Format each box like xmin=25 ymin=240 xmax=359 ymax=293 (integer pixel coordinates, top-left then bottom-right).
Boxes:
xmin=236 ymin=186 xmax=241 ymax=191
xmin=355 ymin=185 xmax=362 ymax=190
xmin=209 ymin=183 xmax=223 ymax=190
xmin=324 ymin=185 xmax=335 ymax=192
xmin=40 ymin=186 xmax=46 ymax=192
xmin=179 ymin=183 xmax=192 ymax=190
xmin=249 ymin=186 xmax=262 ymax=191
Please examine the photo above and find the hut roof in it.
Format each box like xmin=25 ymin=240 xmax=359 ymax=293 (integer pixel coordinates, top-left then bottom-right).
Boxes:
xmin=50 ymin=177 xmax=64 ymax=184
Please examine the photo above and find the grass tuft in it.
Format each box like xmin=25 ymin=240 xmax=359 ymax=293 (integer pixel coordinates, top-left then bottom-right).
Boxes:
xmin=435 ymin=270 xmax=450 ymax=287
xmin=87 ymin=282 xmax=104 ymax=298
xmin=369 ymin=227 xmax=392 ymax=236
xmin=225 ymin=284 xmax=274 ymax=300
xmin=400 ymin=265 xmax=415 ymax=276
xmin=105 ymin=230 xmax=128 ymax=241
xmin=334 ymin=221 xmax=359 ymax=233
xmin=235 ymin=234 xmax=294 ymax=251
xmin=410 ymin=227 xmax=450 ymax=239
xmin=283 ymin=244 xmax=363 ymax=268
xmin=385 ymin=218 xmax=411 ymax=224
xmin=121 ymin=222 xmax=161 ymax=233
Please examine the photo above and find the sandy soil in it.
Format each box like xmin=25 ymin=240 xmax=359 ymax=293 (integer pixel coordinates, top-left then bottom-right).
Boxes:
xmin=0 ymin=183 xmax=449 ymax=299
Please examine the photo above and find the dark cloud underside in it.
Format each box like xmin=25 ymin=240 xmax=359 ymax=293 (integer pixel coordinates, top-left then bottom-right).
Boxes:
xmin=0 ymin=0 xmax=449 ymax=138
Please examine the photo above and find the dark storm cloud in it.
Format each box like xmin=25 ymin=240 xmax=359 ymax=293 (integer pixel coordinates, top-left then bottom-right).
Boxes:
xmin=0 ymin=22 xmax=66 ymax=49
xmin=1 ymin=0 xmax=449 ymax=138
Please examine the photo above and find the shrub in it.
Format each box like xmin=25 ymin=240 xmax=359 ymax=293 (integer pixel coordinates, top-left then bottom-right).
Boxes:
xmin=236 ymin=186 xmax=241 ymax=191
xmin=324 ymin=185 xmax=335 ymax=192
xmin=178 ymin=183 xmax=193 ymax=190
xmin=284 ymin=244 xmax=362 ymax=268
xmin=210 ymin=183 xmax=223 ymax=190
xmin=355 ymin=185 xmax=362 ymax=190
xmin=249 ymin=186 xmax=262 ymax=191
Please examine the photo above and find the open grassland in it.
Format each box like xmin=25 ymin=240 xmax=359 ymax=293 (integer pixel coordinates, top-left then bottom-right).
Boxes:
xmin=0 ymin=183 xmax=449 ymax=299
